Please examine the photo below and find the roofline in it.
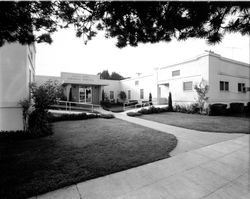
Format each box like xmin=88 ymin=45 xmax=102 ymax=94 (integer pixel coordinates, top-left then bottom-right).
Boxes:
xmin=159 ymin=51 xmax=249 ymax=70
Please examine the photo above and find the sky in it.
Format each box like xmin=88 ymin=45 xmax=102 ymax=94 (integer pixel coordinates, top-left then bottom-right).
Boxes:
xmin=36 ymin=27 xmax=250 ymax=78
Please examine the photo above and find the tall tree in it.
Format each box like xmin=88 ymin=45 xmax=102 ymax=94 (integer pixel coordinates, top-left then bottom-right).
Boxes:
xmin=110 ymin=72 xmax=124 ymax=80
xmin=98 ymin=70 xmax=110 ymax=79
xmin=0 ymin=1 xmax=249 ymax=47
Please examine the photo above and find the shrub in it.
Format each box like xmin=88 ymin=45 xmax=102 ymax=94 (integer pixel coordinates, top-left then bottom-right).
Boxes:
xmin=118 ymin=91 xmax=126 ymax=102
xmin=174 ymin=103 xmax=200 ymax=114
xmin=168 ymin=92 xmax=173 ymax=111
xmin=48 ymin=113 xmax=99 ymax=122
xmin=138 ymin=106 xmax=168 ymax=114
xmin=100 ymin=113 xmax=115 ymax=119
xmin=229 ymin=103 xmax=244 ymax=114
xmin=127 ymin=112 xmax=142 ymax=117
xmin=190 ymin=103 xmax=200 ymax=114
xmin=0 ymin=130 xmax=47 ymax=141
xmin=209 ymin=103 xmax=227 ymax=116
xmin=245 ymin=102 xmax=250 ymax=116
xmin=28 ymin=109 xmax=53 ymax=136
xmin=100 ymin=100 xmax=111 ymax=108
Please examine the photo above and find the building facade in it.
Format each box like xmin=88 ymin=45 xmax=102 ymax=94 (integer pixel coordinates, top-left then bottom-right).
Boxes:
xmin=0 ymin=43 xmax=36 ymax=131
xmin=36 ymin=51 xmax=250 ymax=107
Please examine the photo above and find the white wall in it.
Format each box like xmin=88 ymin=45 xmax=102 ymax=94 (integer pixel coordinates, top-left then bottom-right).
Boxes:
xmin=0 ymin=43 xmax=35 ymax=131
xmin=102 ymin=79 xmax=121 ymax=101
xmin=120 ymin=74 xmax=156 ymax=103
xmin=157 ymin=54 xmax=209 ymax=105
xmin=209 ymin=54 xmax=250 ymax=105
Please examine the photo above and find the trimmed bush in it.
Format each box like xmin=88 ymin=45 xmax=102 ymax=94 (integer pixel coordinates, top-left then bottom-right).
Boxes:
xmin=0 ymin=130 xmax=49 ymax=141
xmin=127 ymin=112 xmax=142 ymax=117
xmin=229 ymin=102 xmax=244 ymax=114
xmin=209 ymin=103 xmax=227 ymax=116
xmin=48 ymin=113 xmax=99 ymax=122
xmin=100 ymin=113 xmax=115 ymax=119
xmin=245 ymin=102 xmax=250 ymax=116
xmin=138 ymin=106 xmax=169 ymax=114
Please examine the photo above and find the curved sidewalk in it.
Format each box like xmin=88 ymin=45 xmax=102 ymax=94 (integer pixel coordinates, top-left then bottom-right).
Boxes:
xmin=32 ymin=110 xmax=249 ymax=199
xmin=113 ymin=112 xmax=243 ymax=156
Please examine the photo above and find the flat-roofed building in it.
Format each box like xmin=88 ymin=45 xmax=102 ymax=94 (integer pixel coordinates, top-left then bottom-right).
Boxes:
xmin=0 ymin=43 xmax=36 ymax=131
xmin=36 ymin=51 xmax=250 ymax=107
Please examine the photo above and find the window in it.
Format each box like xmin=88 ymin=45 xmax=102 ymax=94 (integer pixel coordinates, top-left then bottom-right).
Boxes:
xmin=110 ymin=91 xmax=114 ymax=99
xmin=128 ymin=90 xmax=131 ymax=100
xmin=172 ymin=70 xmax=180 ymax=77
xmin=220 ymin=81 xmax=229 ymax=91
xmin=140 ymin=89 xmax=144 ymax=99
xmin=135 ymin=81 xmax=139 ymax=86
xmin=238 ymin=83 xmax=245 ymax=92
xmin=183 ymin=81 xmax=193 ymax=91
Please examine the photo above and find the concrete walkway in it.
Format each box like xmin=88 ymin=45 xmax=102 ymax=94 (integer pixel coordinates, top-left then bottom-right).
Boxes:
xmin=112 ymin=111 xmax=243 ymax=156
xmin=31 ymin=110 xmax=250 ymax=199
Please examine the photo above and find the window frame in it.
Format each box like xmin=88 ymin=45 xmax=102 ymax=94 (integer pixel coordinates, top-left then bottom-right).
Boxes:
xmin=220 ymin=81 xmax=229 ymax=91
xmin=140 ymin=89 xmax=144 ymax=99
xmin=238 ymin=83 xmax=245 ymax=93
xmin=172 ymin=70 xmax=180 ymax=77
xmin=110 ymin=91 xmax=114 ymax=99
xmin=128 ymin=90 xmax=131 ymax=100
xmin=183 ymin=81 xmax=193 ymax=91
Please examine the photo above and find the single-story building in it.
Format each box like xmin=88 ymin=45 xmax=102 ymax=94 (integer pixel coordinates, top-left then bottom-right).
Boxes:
xmin=36 ymin=51 xmax=250 ymax=106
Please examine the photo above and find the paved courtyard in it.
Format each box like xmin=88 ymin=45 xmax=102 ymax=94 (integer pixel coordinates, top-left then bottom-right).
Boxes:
xmin=31 ymin=111 xmax=250 ymax=199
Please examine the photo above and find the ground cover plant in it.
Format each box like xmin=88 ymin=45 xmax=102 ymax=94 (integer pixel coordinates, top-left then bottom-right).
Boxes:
xmin=0 ymin=119 xmax=177 ymax=199
xmin=139 ymin=112 xmax=250 ymax=134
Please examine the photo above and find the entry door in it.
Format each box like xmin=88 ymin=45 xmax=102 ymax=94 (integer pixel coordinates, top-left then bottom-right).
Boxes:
xmin=85 ymin=87 xmax=92 ymax=103
xmin=79 ymin=86 xmax=92 ymax=103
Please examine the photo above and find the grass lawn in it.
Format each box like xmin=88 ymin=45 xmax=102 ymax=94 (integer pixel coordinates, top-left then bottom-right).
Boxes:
xmin=0 ymin=118 xmax=177 ymax=199
xmin=139 ymin=112 xmax=250 ymax=134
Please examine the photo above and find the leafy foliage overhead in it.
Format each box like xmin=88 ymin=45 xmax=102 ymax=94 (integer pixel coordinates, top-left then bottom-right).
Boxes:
xmin=0 ymin=1 xmax=249 ymax=47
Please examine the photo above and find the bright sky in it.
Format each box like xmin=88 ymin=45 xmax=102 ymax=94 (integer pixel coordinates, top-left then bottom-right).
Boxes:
xmin=36 ymin=27 xmax=250 ymax=78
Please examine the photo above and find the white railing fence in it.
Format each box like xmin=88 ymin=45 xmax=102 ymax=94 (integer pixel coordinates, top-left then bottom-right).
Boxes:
xmin=50 ymin=100 xmax=101 ymax=113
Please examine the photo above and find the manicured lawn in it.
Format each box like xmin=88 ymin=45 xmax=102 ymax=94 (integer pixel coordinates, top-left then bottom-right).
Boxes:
xmin=139 ymin=112 xmax=250 ymax=134
xmin=0 ymin=118 xmax=177 ymax=199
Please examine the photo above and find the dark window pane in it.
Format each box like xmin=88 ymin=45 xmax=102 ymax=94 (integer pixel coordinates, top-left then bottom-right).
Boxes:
xmin=220 ymin=81 xmax=224 ymax=90
xmin=225 ymin=82 xmax=229 ymax=91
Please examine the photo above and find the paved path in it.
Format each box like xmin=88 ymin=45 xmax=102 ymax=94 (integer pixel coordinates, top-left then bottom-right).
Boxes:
xmin=31 ymin=110 xmax=250 ymax=199
xmin=111 ymin=112 xmax=243 ymax=156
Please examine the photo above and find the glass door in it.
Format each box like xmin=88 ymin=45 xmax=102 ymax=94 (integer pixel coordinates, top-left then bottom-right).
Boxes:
xmin=85 ymin=87 xmax=92 ymax=103
xmin=79 ymin=86 xmax=92 ymax=103
xmin=79 ymin=87 xmax=86 ymax=102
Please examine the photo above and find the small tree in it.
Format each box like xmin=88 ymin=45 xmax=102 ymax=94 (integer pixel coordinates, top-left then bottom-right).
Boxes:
xmin=101 ymin=89 xmax=105 ymax=101
xmin=149 ymin=93 xmax=152 ymax=105
xmin=28 ymin=80 xmax=64 ymax=135
xmin=118 ymin=91 xmax=126 ymax=102
xmin=194 ymin=79 xmax=209 ymax=113
xmin=168 ymin=92 xmax=173 ymax=111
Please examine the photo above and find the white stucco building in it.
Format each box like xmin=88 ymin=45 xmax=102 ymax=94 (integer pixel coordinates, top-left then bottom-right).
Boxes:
xmin=0 ymin=43 xmax=36 ymax=131
xmin=36 ymin=51 xmax=250 ymax=107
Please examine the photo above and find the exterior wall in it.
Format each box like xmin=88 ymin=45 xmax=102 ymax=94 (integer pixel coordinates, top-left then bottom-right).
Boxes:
xmin=157 ymin=54 xmax=209 ymax=105
xmin=102 ymin=80 xmax=121 ymax=102
xmin=71 ymin=85 xmax=80 ymax=102
xmin=0 ymin=43 xmax=36 ymax=131
xmin=92 ymin=85 xmax=100 ymax=104
xmin=34 ymin=52 xmax=249 ymax=107
xmin=208 ymin=54 xmax=250 ymax=105
xmin=120 ymin=74 xmax=156 ymax=103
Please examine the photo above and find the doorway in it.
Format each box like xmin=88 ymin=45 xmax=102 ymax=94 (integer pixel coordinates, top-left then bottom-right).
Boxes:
xmin=79 ymin=86 xmax=92 ymax=103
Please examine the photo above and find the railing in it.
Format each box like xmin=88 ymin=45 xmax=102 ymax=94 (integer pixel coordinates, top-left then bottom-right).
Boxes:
xmin=50 ymin=100 xmax=101 ymax=113
xmin=123 ymin=100 xmax=152 ymax=111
